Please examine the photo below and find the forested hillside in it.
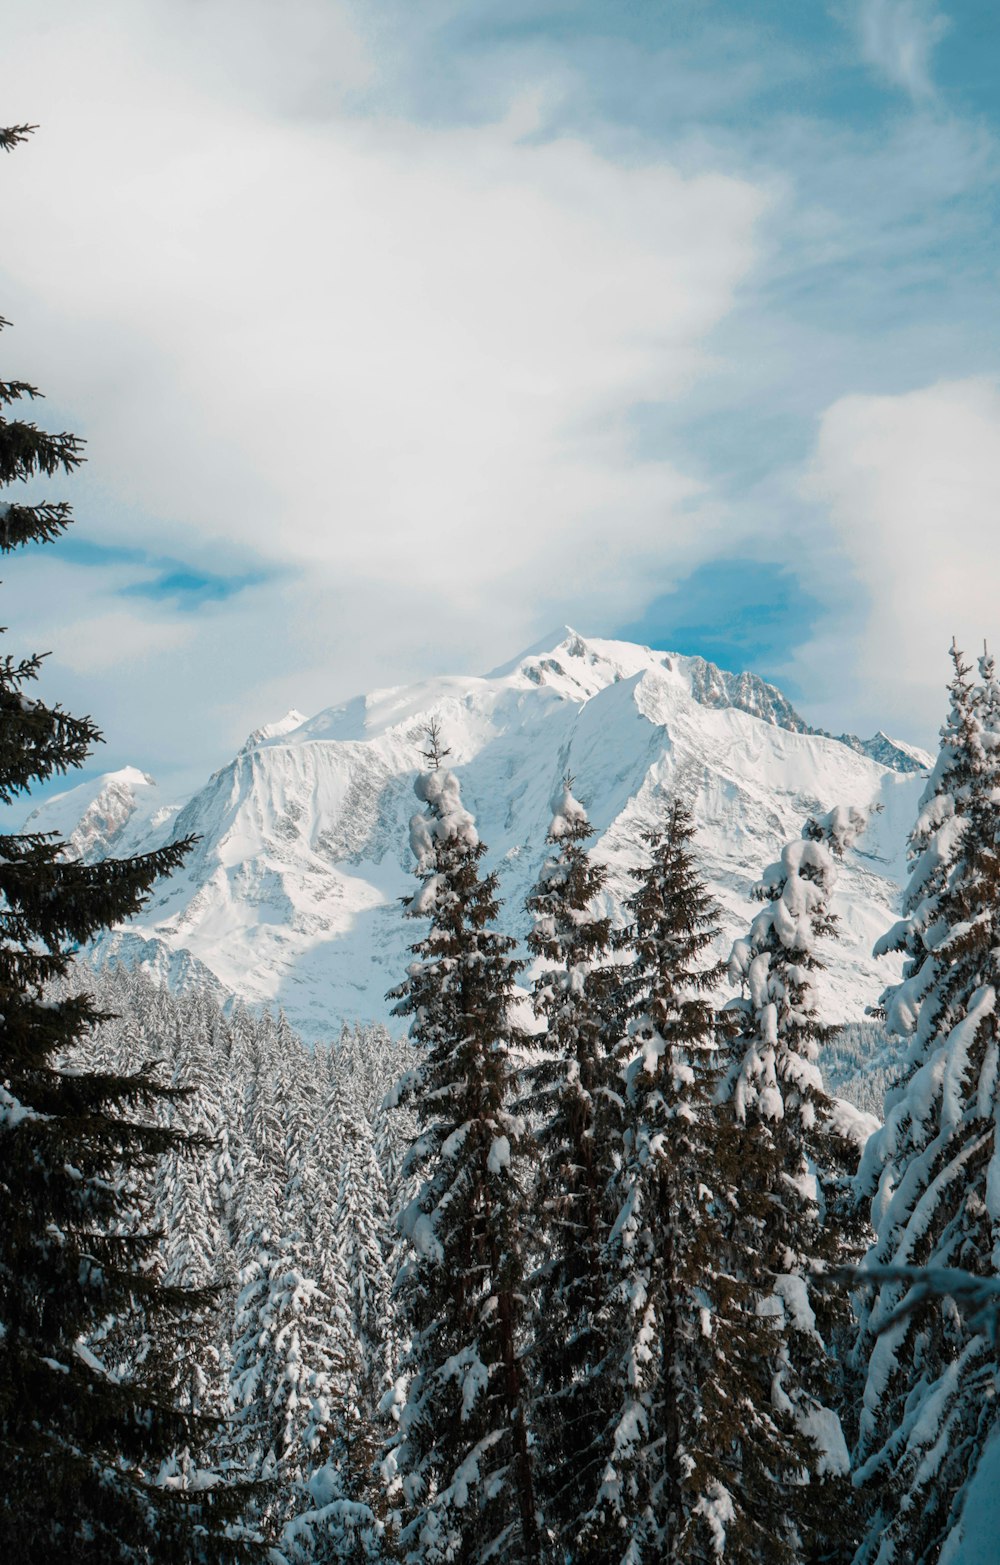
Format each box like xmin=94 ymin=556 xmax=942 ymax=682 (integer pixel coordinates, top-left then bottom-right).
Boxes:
xmin=56 ymin=963 xmax=413 ymax=1560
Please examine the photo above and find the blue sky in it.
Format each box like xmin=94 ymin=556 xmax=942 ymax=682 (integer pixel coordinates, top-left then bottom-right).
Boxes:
xmin=3 ymin=0 xmax=1000 ymax=806
xmin=45 ymin=538 xmax=273 ymax=607
xmin=617 ymin=559 xmax=822 ymax=697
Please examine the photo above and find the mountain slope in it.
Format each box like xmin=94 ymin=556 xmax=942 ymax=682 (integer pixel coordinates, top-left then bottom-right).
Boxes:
xmin=26 ymin=631 xmax=927 ymax=1040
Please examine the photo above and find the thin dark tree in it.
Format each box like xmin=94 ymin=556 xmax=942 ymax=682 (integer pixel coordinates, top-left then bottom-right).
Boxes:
xmin=721 ymin=803 xmax=872 ymax=1562
xmin=583 ymin=798 xmax=803 ymax=1563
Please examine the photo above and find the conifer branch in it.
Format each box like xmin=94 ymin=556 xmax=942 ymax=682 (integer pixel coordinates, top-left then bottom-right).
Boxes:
xmin=0 ymin=124 xmax=37 ymax=152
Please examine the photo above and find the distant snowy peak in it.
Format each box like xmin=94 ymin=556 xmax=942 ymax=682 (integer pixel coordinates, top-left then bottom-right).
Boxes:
xmin=684 ymin=655 xmax=806 ymax=731
xmin=21 ymin=625 xmax=929 ymax=1040
xmin=840 ymin=730 xmax=931 ymax=772
xmin=503 ymin=630 xmax=928 ymax=775
xmin=504 ymin=628 xmax=653 ymax=698
xmin=682 ymin=656 xmax=929 ymax=775
xmin=240 ymin=708 xmax=308 ymax=753
xmin=236 ymin=630 xmax=926 ymax=777
xmin=22 ymin=766 xmax=170 ymax=862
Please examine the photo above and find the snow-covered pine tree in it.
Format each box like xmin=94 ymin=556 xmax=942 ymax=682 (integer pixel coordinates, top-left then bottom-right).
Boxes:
xmin=227 ymin=1232 xmax=343 ymax=1478
xmin=853 ymin=644 xmax=1000 ymax=1564
xmin=277 ymin=1043 xmax=327 ymax=1264
xmin=160 ymin=1159 xmax=224 ymax=1397
xmin=148 ymin=1024 xmax=229 ymax=1418
xmin=227 ymin=1213 xmax=387 ymax=1555
xmin=521 ymin=778 xmax=620 ymax=1555
xmin=581 ymin=797 xmax=801 ymax=1564
xmin=383 ymin=736 xmax=540 ymax=1564
xmin=279 ymin=1446 xmax=387 ymax=1565
xmin=332 ymin=1105 xmax=396 ymax=1418
xmin=0 ymin=126 xmax=257 ymax=1563
xmin=337 ymin=1020 xmax=415 ymax=1125
xmin=721 ymin=803 xmax=870 ymax=1559
xmin=231 ymin=1024 xmax=287 ymax=1268
xmin=265 ymin=1051 xmax=390 ymax=1565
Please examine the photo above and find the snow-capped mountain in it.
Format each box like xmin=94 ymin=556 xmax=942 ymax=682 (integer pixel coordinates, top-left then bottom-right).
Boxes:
xmin=22 ymin=765 xmax=177 ymax=862
xmin=24 ymin=630 xmax=930 ymax=1041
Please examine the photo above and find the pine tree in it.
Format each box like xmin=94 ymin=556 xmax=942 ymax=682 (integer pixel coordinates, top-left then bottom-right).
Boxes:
xmin=274 ymin=1045 xmax=391 ymax=1565
xmin=853 ymin=644 xmax=1000 ymax=1564
xmin=332 ymin=1104 xmax=396 ymax=1417
xmin=279 ymin=1443 xmax=387 ymax=1565
xmin=148 ymin=1024 xmax=228 ymax=1418
xmin=583 ymin=797 xmax=803 ymax=1564
xmin=520 ymin=778 xmax=620 ymax=1556
xmin=721 ymin=803 xmax=871 ymax=1560
xmin=0 ymin=128 xmax=257 ymax=1562
xmin=228 ymin=1232 xmax=351 ymax=1488
xmin=383 ymin=737 xmax=540 ymax=1564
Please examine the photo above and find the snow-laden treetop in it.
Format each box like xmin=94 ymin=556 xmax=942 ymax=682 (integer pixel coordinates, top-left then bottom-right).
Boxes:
xmin=547 ymin=778 xmax=590 ymax=840
xmin=410 ymin=769 xmax=480 ymax=870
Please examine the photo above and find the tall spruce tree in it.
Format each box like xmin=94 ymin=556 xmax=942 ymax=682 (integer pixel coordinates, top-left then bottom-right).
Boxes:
xmin=0 ymin=125 xmax=256 ymax=1563
xmin=383 ymin=734 xmax=540 ymax=1564
xmin=721 ymin=804 xmax=870 ymax=1560
xmin=521 ymin=778 xmax=620 ymax=1558
xmin=582 ymin=797 xmax=804 ymax=1564
xmin=853 ymin=645 xmax=1000 ymax=1564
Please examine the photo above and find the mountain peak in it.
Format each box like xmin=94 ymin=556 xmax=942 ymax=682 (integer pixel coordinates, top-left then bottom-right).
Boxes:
xmin=22 ymin=766 xmax=161 ymax=862
xmin=240 ymin=708 xmax=308 ymax=753
xmin=484 ymin=631 xmax=928 ymax=774
xmin=485 ymin=625 xmax=584 ymax=678
xmin=27 ymin=625 xmax=930 ymax=1039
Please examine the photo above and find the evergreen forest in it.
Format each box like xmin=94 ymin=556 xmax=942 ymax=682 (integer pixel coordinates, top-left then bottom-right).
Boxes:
xmin=4 ymin=120 xmax=1000 ymax=1565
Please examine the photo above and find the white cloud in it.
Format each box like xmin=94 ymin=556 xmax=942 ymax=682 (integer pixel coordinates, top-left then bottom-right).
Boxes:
xmin=54 ymin=610 xmax=189 ymax=676
xmin=8 ymin=552 xmax=189 ymax=672
xmin=0 ymin=1 xmax=775 ymax=788
xmin=799 ymin=376 xmax=1000 ymax=736
xmin=9 ymin=1 xmax=991 ymax=790
xmin=852 ymin=0 xmax=950 ymax=100
xmin=0 ymin=2 xmax=766 ymax=616
xmin=0 ymin=7 xmax=766 ymax=582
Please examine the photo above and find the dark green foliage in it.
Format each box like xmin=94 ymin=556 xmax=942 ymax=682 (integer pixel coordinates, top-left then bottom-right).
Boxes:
xmin=521 ymin=781 xmax=620 ymax=1557
xmin=584 ymin=798 xmax=808 ymax=1564
xmin=0 ymin=127 xmax=258 ymax=1562
xmin=0 ymin=125 xmax=37 ymax=152
xmin=385 ymin=761 xmax=540 ymax=1564
xmin=0 ymin=303 xmax=83 ymax=552
xmin=853 ymin=646 xmax=1000 ymax=1564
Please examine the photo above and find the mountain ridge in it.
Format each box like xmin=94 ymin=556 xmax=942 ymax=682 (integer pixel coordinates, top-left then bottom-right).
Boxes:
xmin=23 ymin=630 xmax=929 ymax=1040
